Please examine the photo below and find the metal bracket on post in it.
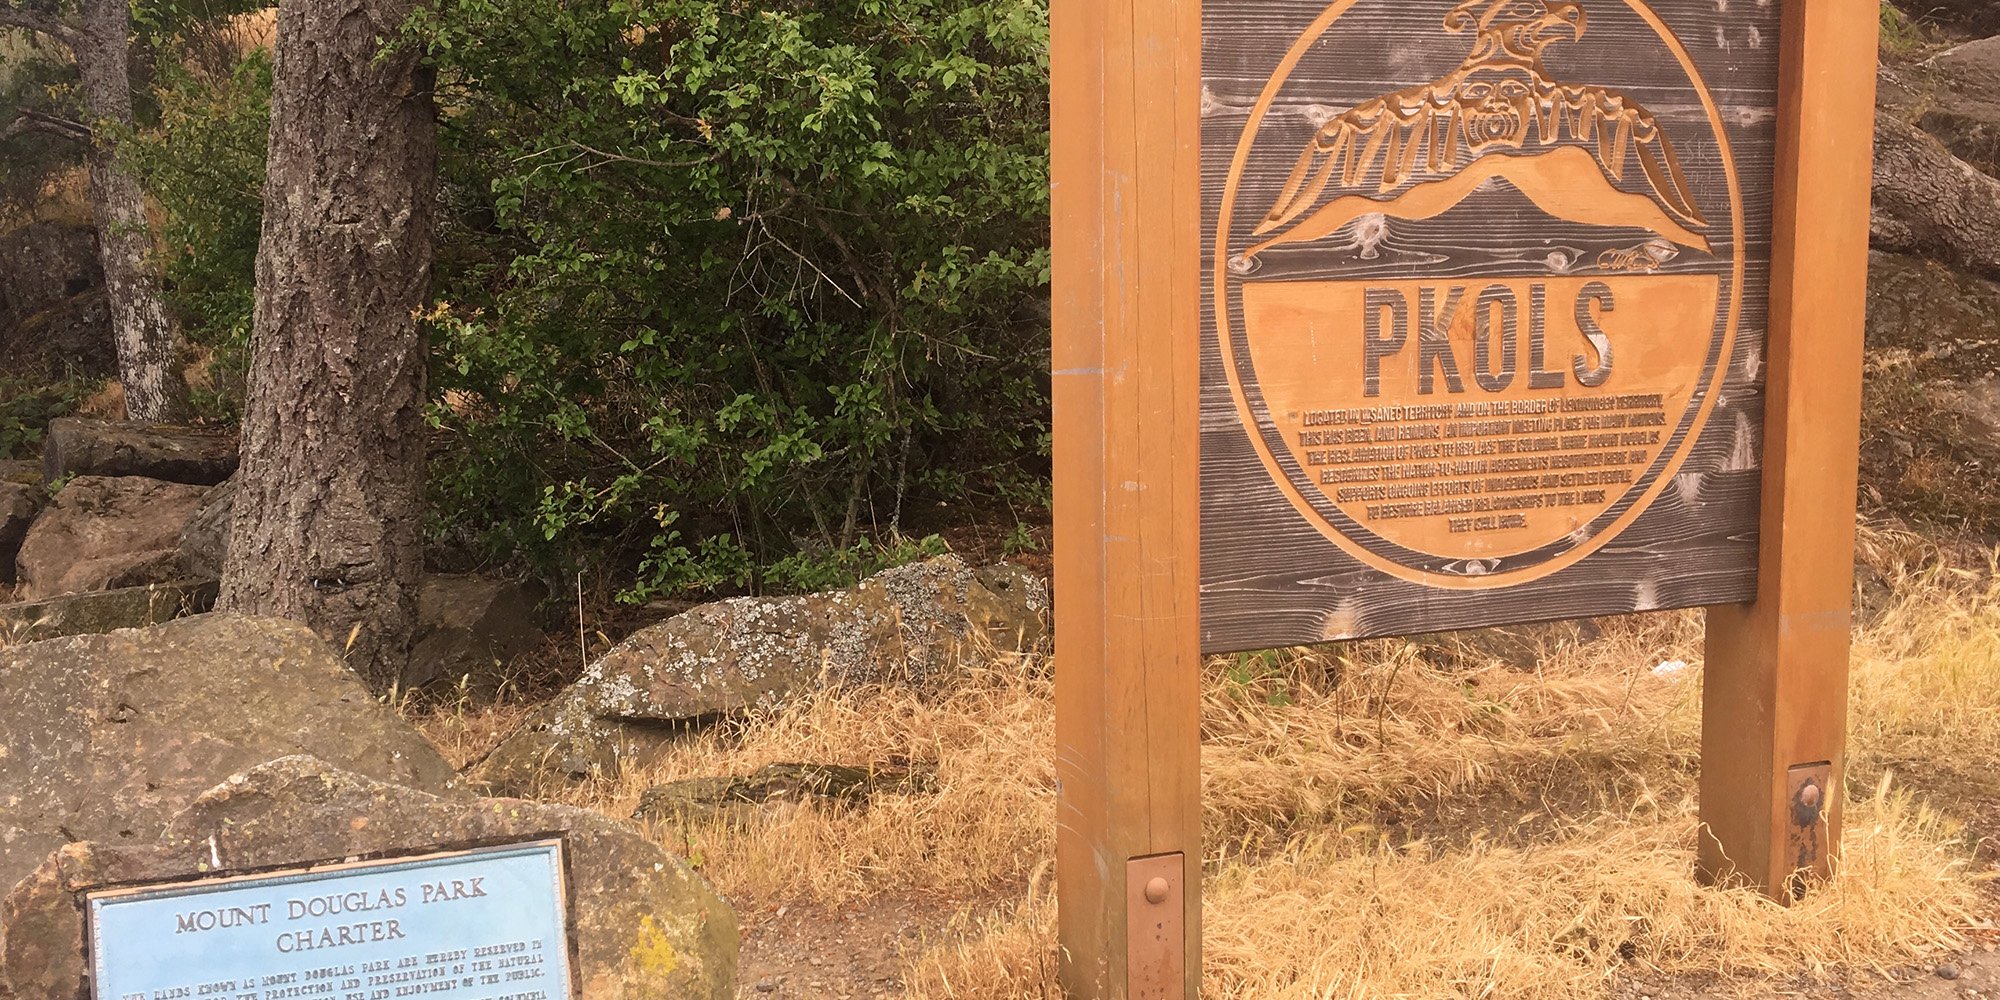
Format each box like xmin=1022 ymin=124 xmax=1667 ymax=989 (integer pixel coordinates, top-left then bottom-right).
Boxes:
xmin=1785 ymin=761 xmax=1834 ymax=899
xmin=1126 ymin=854 xmax=1186 ymax=1000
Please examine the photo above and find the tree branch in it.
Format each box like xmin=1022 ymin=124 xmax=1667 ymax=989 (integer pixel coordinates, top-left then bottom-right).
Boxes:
xmin=0 ymin=107 xmax=92 ymax=143
xmin=0 ymin=108 xmax=93 ymax=145
xmin=0 ymin=3 xmax=78 ymax=48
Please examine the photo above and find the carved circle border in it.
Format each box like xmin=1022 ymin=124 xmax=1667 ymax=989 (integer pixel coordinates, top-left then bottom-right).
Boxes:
xmin=1212 ymin=0 xmax=1750 ymax=589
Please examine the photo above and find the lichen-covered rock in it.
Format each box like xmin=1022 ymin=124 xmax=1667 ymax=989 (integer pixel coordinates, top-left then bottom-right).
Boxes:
xmin=0 ymin=757 xmax=736 ymax=1000
xmin=40 ymin=418 xmax=239 ymax=487
xmin=14 ymin=475 xmax=210 ymax=600
xmin=570 ymin=555 xmax=1046 ymax=723
xmin=0 ymin=614 xmax=459 ymax=893
xmin=0 ymin=579 xmax=215 ymax=644
xmin=474 ymin=556 xmax=1046 ymax=791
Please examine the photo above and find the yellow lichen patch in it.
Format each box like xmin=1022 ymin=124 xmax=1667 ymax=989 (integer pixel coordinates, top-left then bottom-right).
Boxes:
xmin=626 ymin=914 xmax=681 ymax=980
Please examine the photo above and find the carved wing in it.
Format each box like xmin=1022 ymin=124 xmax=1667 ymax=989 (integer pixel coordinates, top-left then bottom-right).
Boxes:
xmin=1540 ymin=85 xmax=1708 ymax=229
xmin=1255 ymin=88 xmax=1463 ymax=236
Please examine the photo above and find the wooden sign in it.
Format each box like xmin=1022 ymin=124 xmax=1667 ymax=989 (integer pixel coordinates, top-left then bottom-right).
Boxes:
xmin=1202 ymin=0 xmax=1782 ymax=650
xmin=1053 ymin=1 xmax=1876 ymax=998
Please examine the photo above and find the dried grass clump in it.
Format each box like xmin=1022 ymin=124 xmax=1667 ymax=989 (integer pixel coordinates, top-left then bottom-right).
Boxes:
xmin=904 ymin=784 xmax=1984 ymax=1000
xmin=407 ymin=697 xmax=540 ymax=772
xmin=518 ymin=532 xmax=1994 ymax=996
xmin=899 ymin=550 xmax=1996 ymax=998
xmin=1202 ymin=610 xmax=1703 ymax=856
xmin=1850 ymin=556 xmax=2000 ymax=784
xmin=554 ymin=655 xmax=1057 ymax=910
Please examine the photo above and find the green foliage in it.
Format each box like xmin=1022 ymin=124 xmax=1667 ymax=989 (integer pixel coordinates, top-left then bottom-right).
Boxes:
xmin=124 ymin=47 xmax=272 ymax=418
xmin=0 ymin=377 xmax=89 ymax=460
xmin=409 ymin=0 xmax=1052 ymax=593
xmin=0 ymin=36 xmax=84 ymax=221
xmin=93 ymin=0 xmax=1054 ymax=597
xmin=1225 ymin=649 xmax=1296 ymax=708
xmin=1880 ymin=4 xmax=1930 ymax=58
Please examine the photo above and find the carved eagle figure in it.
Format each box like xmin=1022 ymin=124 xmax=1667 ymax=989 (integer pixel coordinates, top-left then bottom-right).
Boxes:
xmin=1241 ymin=0 xmax=1710 ymax=264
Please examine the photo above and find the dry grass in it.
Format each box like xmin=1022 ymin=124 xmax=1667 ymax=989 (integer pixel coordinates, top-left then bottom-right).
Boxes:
xmin=409 ymin=696 xmax=539 ymax=772
xmin=537 ymin=655 xmax=1057 ymax=909
xmin=440 ymin=529 xmax=1997 ymax=997
xmin=905 ymin=785 xmax=1982 ymax=1000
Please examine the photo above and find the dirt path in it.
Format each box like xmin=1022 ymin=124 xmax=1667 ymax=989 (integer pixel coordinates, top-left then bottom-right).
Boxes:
xmin=734 ymin=893 xmax=999 ymax=999
xmin=1652 ymin=935 xmax=2000 ymax=1000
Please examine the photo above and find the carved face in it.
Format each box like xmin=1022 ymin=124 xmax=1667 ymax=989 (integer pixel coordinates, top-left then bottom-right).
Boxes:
xmin=1458 ymin=68 xmax=1536 ymax=149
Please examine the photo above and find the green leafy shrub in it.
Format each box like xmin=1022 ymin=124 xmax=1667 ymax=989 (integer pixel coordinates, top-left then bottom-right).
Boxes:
xmin=114 ymin=1 xmax=1054 ymax=598
xmin=0 ymin=377 xmax=90 ymax=460
xmin=409 ymin=0 xmax=1052 ymax=596
xmin=124 ymin=46 xmax=273 ymax=418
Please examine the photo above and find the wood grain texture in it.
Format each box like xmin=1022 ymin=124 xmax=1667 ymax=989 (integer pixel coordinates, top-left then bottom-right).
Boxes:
xmin=1199 ymin=0 xmax=1785 ymax=651
xmin=1700 ymin=0 xmax=1877 ymax=899
xmin=1052 ymin=0 xmax=1204 ymax=995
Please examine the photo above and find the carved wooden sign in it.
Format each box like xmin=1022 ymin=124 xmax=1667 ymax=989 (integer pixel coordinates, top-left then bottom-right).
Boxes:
xmin=1201 ymin=0 xmax=1781 ymax=650
xmin=1052 ymin=1 xmax=1876 ymax=996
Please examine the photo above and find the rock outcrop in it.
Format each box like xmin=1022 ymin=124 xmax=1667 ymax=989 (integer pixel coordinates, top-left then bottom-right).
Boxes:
xmin=1918 ymin=36 xmax=2000 ymax=178
xmin=173 ymin=474 xmax=235 ymax=579
xmin=0 ymin=479 xmax=40 ymax=585
xmin=40 ymin=418 xmax=239 ymax=487
xmin=0 ymin=615 xmax=459 ymax=892
xmin=0 ymin=579 xmax=215 ymax=645
xmin=1861 ymin=252 xmax=2000 ymax=530
xmin=475 ymin=556 xmax=1047 ymax=793
xmin=406 ymin=573 xmax=548 ymax=693
xmin=13 ymin=475 xmax=209 ymax=600
xmin=0 ymin=757 xmax=736 ymax=1000
xmin=0 ymin=222 xmax=114 ymax=379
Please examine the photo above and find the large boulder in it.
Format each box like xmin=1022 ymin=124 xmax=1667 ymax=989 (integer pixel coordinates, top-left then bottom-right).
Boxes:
xmin=0 ymin=757 xmax=737 ymax=1000
xmin=1919 ymin=37 xmax=2000 ymax=178
xmin=41 ymin=418 xmax=239 ymax=487
xmin=475 ymin=556 xmax=1047 ymax=793
xmin=1861 ymin=252 xmax=2000 ymax=529
xmin=0 ymin=222 xmax=113 ymax=379
xmin=406 ymin=573 xmax=549 ymax=693
xmin=1891 ymin=0 xmax=2000 ymax=35
xmin=0 ymin=614 xmax=459 ymax=893
xmin=0 ymin=479 xmax=40 ymax=585
xmin=14 ymin=475 xmax=210 ymax=600
xmin=0 ymin=580 xmax=216 ymax=645
xmin=173 ymin=474 xmax=235 ymax=579
xmin=0 ymin=222 xmax=98 ymax=325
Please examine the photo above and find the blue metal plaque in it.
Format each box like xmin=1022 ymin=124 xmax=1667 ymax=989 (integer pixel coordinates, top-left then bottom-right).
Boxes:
xmin=86 ymin=840 xmax=573 ymax=1000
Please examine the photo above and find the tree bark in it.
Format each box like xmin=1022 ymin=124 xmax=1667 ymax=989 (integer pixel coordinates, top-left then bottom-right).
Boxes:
xmin=1873 ymin=113 xmax=2000 ymax=282
xmin=6 ymin=0 xmax=188 ymax=421
xmin=220 ymin=0 xmax=435 ymax=693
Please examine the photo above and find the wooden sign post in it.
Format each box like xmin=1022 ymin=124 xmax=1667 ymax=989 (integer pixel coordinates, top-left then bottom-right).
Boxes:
xmin=1053 ymin=1 xmax=1877 ymax=996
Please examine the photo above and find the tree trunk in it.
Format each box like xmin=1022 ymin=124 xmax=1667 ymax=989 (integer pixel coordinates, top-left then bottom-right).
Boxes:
xmin=1872 ymin=113 xmax=2000 ymax=281
xmin=219 ymin=0 xmax=436 ymax=693
xmin=74 ymin=0 xmax=187 ymax=422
